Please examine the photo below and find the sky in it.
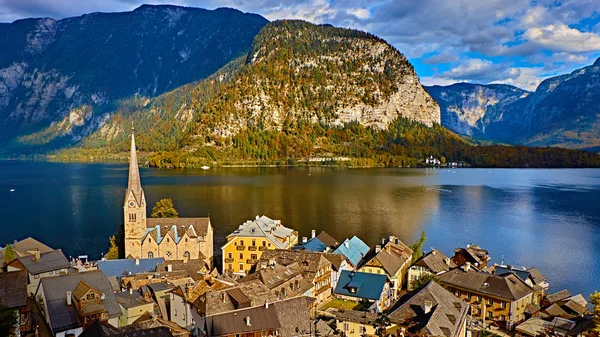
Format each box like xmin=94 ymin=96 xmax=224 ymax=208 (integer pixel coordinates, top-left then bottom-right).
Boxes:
xmin=1 ymin=0 xmax=600 ymax=91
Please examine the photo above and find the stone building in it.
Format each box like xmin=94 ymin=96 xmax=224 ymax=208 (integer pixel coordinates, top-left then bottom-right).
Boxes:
xmin=124 ymin=129 xmax=213 ymax=268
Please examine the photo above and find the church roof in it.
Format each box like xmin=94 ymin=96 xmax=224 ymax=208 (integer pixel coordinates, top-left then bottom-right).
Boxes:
xmin=126 ymin=130 xmax=145 ymax=208
xmin=145 ymin=218 xmax=211 ymax=244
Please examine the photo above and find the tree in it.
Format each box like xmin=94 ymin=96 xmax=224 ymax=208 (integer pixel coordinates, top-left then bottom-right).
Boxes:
xmin=591 ymin=291 xmax=600 ymax=334
xmin=151 ymin=198 xmax=179 ymax=218
xmin=411 ymin=273 xmax=436 ymax=290
xmin=105 ymin=236 xmax=119 ymax=260
xmin=370 ymin=312 xmax=391 ymax=337
xmin=409 ymin=231 xmax=427 ymax=263
xmin=0 ymin=306 xmax=17 ymax=337
xmin=3 ymin=244 xmax=15 ymax=265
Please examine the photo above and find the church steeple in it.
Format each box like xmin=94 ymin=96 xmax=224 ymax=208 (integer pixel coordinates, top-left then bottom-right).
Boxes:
xmin=127 ymin=126 xmax=145 ymax=207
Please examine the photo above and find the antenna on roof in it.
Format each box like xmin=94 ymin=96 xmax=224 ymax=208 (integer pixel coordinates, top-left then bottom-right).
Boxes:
xmin=501 ymin=255 xmax=505 ymax=266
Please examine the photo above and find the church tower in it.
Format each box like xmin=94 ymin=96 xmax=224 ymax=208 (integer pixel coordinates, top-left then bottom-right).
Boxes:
xmin=124 ymin=127 xmax=147 ymax=259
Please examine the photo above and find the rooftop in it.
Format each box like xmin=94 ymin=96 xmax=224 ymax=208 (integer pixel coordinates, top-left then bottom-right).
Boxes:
xmin=15 ymin=249 xmax=70 ymax=275
xmin=145 ymin=217 xmax=211 ymax=244
xmin=227 ymin=215 xmax=297 ymax=250
xmin=116 ymin=290 xmax=155 ymax=309
xmin=38 ymin=270 xmax=121 ymax=333
xmin=388 ymin=281 xmax=468 ymax=337
xmin=0 ymin=270 xmax=27 ymax=308
xmin=413 ymin=249 xmax=456 ymax=274
xmin=334 ymin=270 xmax=388 ymax=301
xmin=437 ymin=269 xmax=533 ymax=301
xmin=97 ymin=258 xmax=165 ymax=277
xmin=2 ymin=237 xmax=54 ymax=258
xmin=359 ymin=236 xmax=413 ymax=276
xmin=332 ymin=236 xmax=369 ymax=266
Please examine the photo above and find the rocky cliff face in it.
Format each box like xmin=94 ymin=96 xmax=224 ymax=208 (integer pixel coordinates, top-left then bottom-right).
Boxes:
xmin=427 ymin=59 xmax=600 ymax=151
xmin=0 ymin=5 xmax=267 ymax=152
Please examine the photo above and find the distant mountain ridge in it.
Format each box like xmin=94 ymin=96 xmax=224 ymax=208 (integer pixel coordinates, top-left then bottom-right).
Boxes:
xmin=427 ymin=58 xmax=600 ymax=151
xmin=0 ymin=5 xmax=268 ymax=151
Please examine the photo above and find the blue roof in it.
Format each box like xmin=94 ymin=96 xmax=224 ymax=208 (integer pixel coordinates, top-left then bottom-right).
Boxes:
xmin=334 ymin=270 xmax=387 ymax=301
xmin=97 ymin=258 xmax=164 ymax=277
xmin=301 ymin=237 xmax=329 ymax=252
xmin=495 ymin=266 xmax=531 ymax=282
xmin=332 ymin=236 xmax=369 ymax=266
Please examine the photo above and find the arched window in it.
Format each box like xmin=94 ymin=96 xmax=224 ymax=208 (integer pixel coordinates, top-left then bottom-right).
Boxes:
xmin=148 ymin=252 xmax=154 ymax=258
xmin=184 ymin=251 xmax=190 ymax=258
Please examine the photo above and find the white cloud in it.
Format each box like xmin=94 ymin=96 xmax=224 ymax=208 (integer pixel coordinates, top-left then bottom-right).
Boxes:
xmin=524 ymin=24 xmax=600 ymax=52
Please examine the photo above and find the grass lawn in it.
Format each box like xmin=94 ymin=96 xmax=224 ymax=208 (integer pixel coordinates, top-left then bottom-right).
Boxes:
xmin=319 ymin=299 xmax=362 ymax=311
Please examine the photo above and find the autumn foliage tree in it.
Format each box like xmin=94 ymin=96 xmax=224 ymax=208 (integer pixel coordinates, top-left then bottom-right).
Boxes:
xmin=151 ymin=198 xmax=179 ymax=218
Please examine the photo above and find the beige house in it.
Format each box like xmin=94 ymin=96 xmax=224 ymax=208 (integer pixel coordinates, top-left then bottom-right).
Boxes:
xmin=7 ymin=249 xmax=71 ymax=295
xmin=407 ymin=249 xmax=456 ymax=290
xmin=123 ymin=129 xmax=213 ymax=268
xmin=116 ymin=289 xmax=155 ymax=327
xmin=357 ymin=236 xmax=413 ymax=295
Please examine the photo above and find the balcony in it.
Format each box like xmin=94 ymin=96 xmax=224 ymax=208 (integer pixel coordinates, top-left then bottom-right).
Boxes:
xmin=259 ymin=246 xmax=267 ymax=251
xmin=236 ymin=245 xmax=246 ymax=251
xmin=246 ymin=258 xmax=259 ymax=265
xmin=248 ymin=246 xmax=258 ymax=251
xmin=224 ymin=258 xmax=234 ymax=263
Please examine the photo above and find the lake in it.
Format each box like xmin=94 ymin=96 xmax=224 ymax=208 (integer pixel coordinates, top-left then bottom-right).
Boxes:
xmin=1 ymin=161 xmax=599 ymax=300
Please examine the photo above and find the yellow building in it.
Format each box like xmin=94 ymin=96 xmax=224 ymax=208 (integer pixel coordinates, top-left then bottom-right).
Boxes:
xmin=221 ymin=215 xmax=298 ymax=275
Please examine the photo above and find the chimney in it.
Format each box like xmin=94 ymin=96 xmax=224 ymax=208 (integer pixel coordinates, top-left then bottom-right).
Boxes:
xmin=444 ymin=258 xmax=451 ymax=266
xmin=255 ymin=215 xmax=259 ymax=220
xmin=265 ymin=302 xmax=269 ymax=309
xmin=245 ymin=316 xmax=251 ymax=327
xmin=381 ymin=238 xmax=385 ymax=245
xmin=344 ymin=241 xmax=350 ymax=249
xmin=167 ymin=264 xmax=173 ymax=272
xmin=222 ymin=293 xmax=226 ymax=303
xmin=424 ymin=300 xmax=432 ymax=314
xmin=464 ymin=262 xmax=471 ymax=272
xmin=183 ymin=255 xmax=189 ymax=264
xmin=375 ymin=245 xmax=381 ymax=253
xmin=135 ymin=258 xmax=140 ymax=266
xmin=129 ymin=288 xmax=133 ymax=295
xmin=302 ymin=237 xmax=308 ymax=243
xmin=66 ymin=291 xmax=72 ymax=306
xmin=466 ymin=243 xmax=471 ymax=248
xmin=33 ymin=249 xmax=41 ymax=262
xmin=311 ymin=230 xmax=316 ymax=239
xmin=432 ymin=250 xmax=437 ymax=256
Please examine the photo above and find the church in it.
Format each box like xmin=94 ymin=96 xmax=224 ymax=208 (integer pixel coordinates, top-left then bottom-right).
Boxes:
xmin=123 ymin=128 xmax=213 ymax=268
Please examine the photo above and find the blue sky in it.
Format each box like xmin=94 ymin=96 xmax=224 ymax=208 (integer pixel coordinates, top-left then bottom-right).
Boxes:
xmin=2 ymin=0 xmax=600 ymax=90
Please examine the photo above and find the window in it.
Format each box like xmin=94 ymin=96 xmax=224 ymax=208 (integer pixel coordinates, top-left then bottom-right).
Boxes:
xmin=86 ymin=293 xmax=95 ymax=301
xmin=343 ymin=323 xmax=349 ymax=331
xmin=34 ymin=274 xmax=39 ymax=279
xmin=467 ymin=293 xmax=472 ymax=300
xmin=185 ymin=238 xmax=188 ymax=243
xmin=228 ymin=253 xmax=232 ymax=259
xmin=360 ymin=326 xmax=367 ymax=334
xmin=488 ymin=298 xmax=494 ymax=305
xmin=166 ymin=238 xmax=169 ymax=243
xmin=240 ymin=240 xmax=244 ymax=246
xmin=48 ymin=271 xmax=53 ymax=275
xmin=129 ymin=213 xmax=137 ymax=222
xmin=228 ymin=264 xmax=232 ymax=270
xmin=148 ymin=252 xmax=154 ymax=258
xmin=251 ymin=254 xmax=258 ymax=260
xmin=500 ymin=301 xmax=507 ymax=309
xmin=149 ymin=238 xmax=152 ymax=243
xmin=252 ymin=240 xmax=256 ymax=246
xmin=184 ymin=251 xmax=190 ymax=258
xmin=239 ymin=263 xmax=244 ymax=272
xmin=239 ymin=253 xmax=243 ymax=259
xmin=166 ymin=251 xmax=172 ymax=258
xmin=174 ymin=309 xmax=177 ymax=317
xmin=457 ymin=290 xmax=462 ymax=296
xmin=262 ymin=241 xmax=266 ymax=247
xmin=488 ymin=311 xmax=494 ymax=319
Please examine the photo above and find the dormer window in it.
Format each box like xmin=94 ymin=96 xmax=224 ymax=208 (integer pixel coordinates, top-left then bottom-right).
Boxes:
xmin=349 ymin=287 xmax=357 ymax=294
xmin=86 ymin=293 xmax=95 ymax=301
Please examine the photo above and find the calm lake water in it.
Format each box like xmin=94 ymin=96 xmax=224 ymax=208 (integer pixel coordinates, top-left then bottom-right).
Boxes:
xmin=1 ymin=161 xmax=599 ymax=299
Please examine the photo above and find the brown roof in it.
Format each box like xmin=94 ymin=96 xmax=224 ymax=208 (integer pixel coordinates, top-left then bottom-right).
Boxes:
xmin=146 ymin=217 xmax=211 ymax=239
xmin=546 ymin=290 xmax=571 ymax=304
xmin=259 ymin=249 xmax=332 ymax=281
xmin=130 ymin=313 xmax=189 ymax=337
xmin=438 ymin=269 xmax=533 ymax=301
xmin=414 ymin=249 xmax=456 ymax=274
xmin=155 ymin=259 xmax=208 ymax=279
xmin=73 ymin=280 xmax=99 ymax=301
xmin=239 ymin=264 xmax=314 ymax=299
xmin=204 ymin=279 xmax=278 ymax=316
xmin=563 ymin=299 xmax=588 ymax=315
xmin=544 ymin=303 xmax=576 ymax=319
xmin=7 ymin=237 xmax=54 ymax=257
xmin=316 ymin=231 xmax=339 ymax=248
xmin=0 ymin=270 xmax=27 ymax=308
xmin=358 ymin=238 xmax=413 ymax=276
xmin=329 ymin=308 xmax=378 ymax=324
xmin=322 ymin=253 xmax=350 ymax=271
xmin=526 ymin=267 xmax=547 ymax=284
xmin=388 ymin=281 xmax=468 ymax=337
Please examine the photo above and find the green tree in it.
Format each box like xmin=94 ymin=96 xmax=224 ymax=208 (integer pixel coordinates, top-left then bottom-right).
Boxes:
xmin=3 ymin=244 xmax=15 ymax=265
xmin=410 ymin=273 xmax=436 ymax=290
xmin=409 ymin=231 xmax=427 ymax=263
xmin=105 ymin=236 xmax=119 ymax=260
xmin=592 ymin=291 xmax=600 ymax=334
xmin=151 ymin=198 xmax=179 ymax=218
xmin=0 ymin=306 xmax=17 ymax=337
xmin=370 ymin=312 xmax=391 ymax=337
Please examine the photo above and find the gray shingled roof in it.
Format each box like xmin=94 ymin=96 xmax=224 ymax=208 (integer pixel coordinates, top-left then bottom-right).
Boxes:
xmin=0 ymin=270 xmax=27 ymax=308
xmin=17 ymin=249 xmax=70 ymax=275
xmin=438 ymin=269 xmax=533 ymax=301
xmin=388 ymin=281 xmax=468 ymax=337
xmin=7 ymin=237 xmax=54 ymax=257
xmin=38 ymin=270 xmax=121 ymax=333
xmin=227 ymin=216 xmax=297 ymax=249
xmin=146 ymin=217 xmax=211 ymax=243
xmin=414 ymin=249 xmax=456 ymax=274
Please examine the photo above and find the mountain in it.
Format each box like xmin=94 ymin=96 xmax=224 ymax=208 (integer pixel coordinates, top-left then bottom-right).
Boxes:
xmin=56 ymin=20 xmax=600 ymax=168
xmin=0 ymin=5 xmax=268 ymax=152
xmin=427 ymin=58 xmax=600 ymax=150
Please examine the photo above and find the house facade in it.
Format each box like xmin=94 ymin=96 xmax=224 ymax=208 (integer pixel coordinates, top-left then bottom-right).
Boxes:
xmin=407 ymin=249 xmax=456 ymax=290
xmin=124 ymin=129 xmax=213 ymax=267
xmin=221 ymin=216 xmax=298 ymax=275
xmin=357 ymin=236 xmax=413 ymax=295
xmin=334 ymin=270 xmax=391 ymax=313
xmin=8 ymin=249 xmax=71 ymax=295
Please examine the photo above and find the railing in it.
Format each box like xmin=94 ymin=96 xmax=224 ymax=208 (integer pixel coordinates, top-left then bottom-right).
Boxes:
xmin=259 ymin=246 xmax=267 ymax=251
xmin=236 ymin=245 xmax=246 ymax=251
xmin=224 ymin=258 xmax=234 ymax=263
xmin=246 ymin=259 xmax=259 ymax=265
xmin=248 ymin=246 xmax=257 ymax=251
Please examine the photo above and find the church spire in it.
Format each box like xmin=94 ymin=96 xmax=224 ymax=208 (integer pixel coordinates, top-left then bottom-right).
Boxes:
xmin=127 ymin=125 xmax=144 ymax=206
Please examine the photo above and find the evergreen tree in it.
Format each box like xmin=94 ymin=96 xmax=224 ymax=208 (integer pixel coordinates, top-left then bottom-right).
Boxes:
xmin=410 ymin=231 xmax=427 ymax=263
xmin=105 ymin=236 xmax=119 ymax=260
xmin=3 ymin=244 xmax=15 ymax=265
xmin=592 ymin=291 xmax=600 ymax=334
xmin=151 ymin=198 xmax=179 ymax=218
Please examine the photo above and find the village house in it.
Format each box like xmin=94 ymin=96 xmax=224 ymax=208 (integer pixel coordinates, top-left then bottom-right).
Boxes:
xmin=0 ymin=237 xmax=54 ymax=264
xmin=204 ymin=296 xmax=314 ymax=337
xmin=8 ymin=248 xmax=71 ymax=295
xmin=201 ymin=279 xmax=278 ymax=317
xmin=438 ymin=267 xmax=534 ymax=329
xmin=331 ymin=309 xmax=381 ymax=337
xmin=332 ymin=236 xmax=370 ymax=267
xmin=239 ymin=262 xmax=314 ymax=300
xmin=128 ymin=312 xmax=189 ymax=337
xmin=258 ymin=249 xmax=335 ymax=304
xmin=36 ymin=270 xmax=121 ymax=337
xmin=387 ymin=281 xmax=469 ymax=337
xmin=124 ymin=129 xmax=213 ymax=267
xmin=115 ymin=288 xmax=155 ymax=327
xmin=489 ymin=264 xmax=549 ymax=303
xmin=333 ymin=270 xmax=392 ymax=313
xmin=408 ymin=249 xmax=456 ymax=290
xmin=357 ymin=235 xmax=413 ymax=295
xmin=0 ymin=270 xmax=32 ymax=335
xmin=451 ymin=244 xmax=491 ymax=269
xmin=79 ymin=320 xmax=177 ymax=337
xmin=221 ymin=215 xmax=298 ymax=275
